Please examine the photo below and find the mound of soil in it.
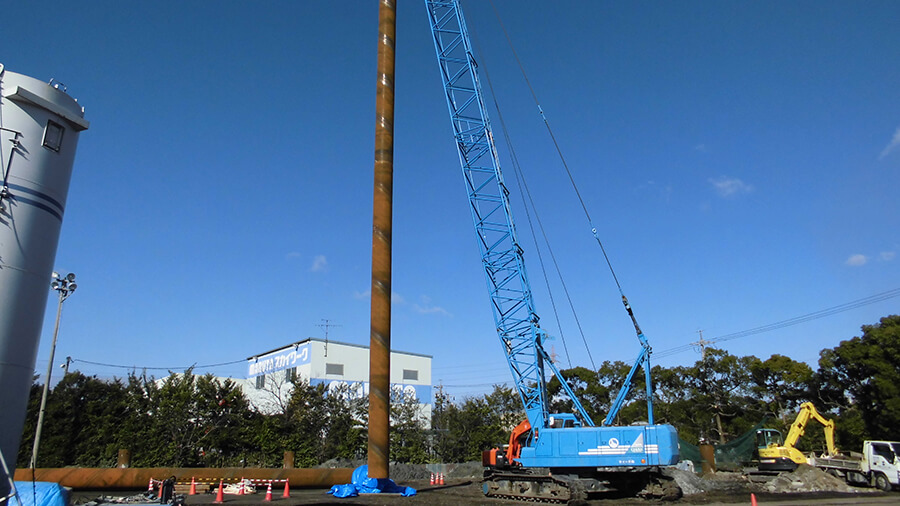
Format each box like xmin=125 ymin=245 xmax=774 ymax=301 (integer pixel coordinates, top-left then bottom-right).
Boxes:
xmin=756 ymin=464 xmax=869 ymax=494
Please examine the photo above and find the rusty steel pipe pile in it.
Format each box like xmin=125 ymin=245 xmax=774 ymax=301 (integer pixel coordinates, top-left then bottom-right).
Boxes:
xmin=367 ymin=0 xmax=396 ymax=481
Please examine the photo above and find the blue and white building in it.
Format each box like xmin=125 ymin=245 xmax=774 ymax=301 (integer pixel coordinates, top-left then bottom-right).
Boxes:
xmin=242 ymin=338 xmax=432 ymax=425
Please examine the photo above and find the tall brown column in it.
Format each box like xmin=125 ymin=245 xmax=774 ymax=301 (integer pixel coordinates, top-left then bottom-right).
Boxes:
xmin=367 ymin=0 xmax=396 ymax=480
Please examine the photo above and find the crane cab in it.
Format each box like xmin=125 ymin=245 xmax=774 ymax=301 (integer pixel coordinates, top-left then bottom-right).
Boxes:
xmin=548 ymin=413 xmax=582 ymax=429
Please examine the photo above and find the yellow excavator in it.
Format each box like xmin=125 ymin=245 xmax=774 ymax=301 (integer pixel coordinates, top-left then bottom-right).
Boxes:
xmin=757 ymin=402 xmax=839 ymax=471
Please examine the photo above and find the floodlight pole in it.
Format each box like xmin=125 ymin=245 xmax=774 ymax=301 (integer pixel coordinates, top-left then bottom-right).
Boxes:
xmin=29 ymin=272 xmax=76 ymax=469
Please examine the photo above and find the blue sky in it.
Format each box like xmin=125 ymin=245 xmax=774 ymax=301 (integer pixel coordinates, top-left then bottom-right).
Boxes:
xmin=3 ymin=0 xmax=898 ymax=400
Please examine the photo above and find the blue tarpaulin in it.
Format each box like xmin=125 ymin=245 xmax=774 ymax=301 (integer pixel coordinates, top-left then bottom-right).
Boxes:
xmin=9 ymin=482 xmax=69 ymax=506
xmin=328 ymin=465 xmax=416 ymax=498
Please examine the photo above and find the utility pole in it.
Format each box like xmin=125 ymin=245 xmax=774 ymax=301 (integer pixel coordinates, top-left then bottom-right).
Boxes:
xmin=691 ymin=330 xmax=712 ymax=359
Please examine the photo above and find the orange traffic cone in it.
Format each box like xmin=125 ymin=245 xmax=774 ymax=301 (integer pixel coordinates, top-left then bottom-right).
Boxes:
xmin=147 ymin=478 xmax=154 ymax=493
xmin=214 ymin=480 xmax=224 ymax=503
xmin=189 ymin=477 xmax=197 ymax=495
xmin=238 ymin=477 xmax=245 ymax=495
xmin=157 ymin=481 xmax=163 ymax=499
xmin=751 ymin=493 xmax=758 ymax=506
xmin=282 ymin=479 xmax=290 ymax=498
xmin=430 ymin=473 xmax=435 ymax=485
xmin=439 ymin=473 xmax=445 ymax=485
xmin=264 ymin=482 xmax=273 ymax=501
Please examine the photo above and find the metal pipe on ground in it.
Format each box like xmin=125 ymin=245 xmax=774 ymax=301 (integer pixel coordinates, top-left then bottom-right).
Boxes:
xmin=367 ymin=0 xmax=396 ymax=481
xmin=116 ymin=450 xmax=131 ymax=469
xmin=700 ymin=444 xmax=717 ymax=475
xmin=13 ymin=468 xmax=353 ymax=490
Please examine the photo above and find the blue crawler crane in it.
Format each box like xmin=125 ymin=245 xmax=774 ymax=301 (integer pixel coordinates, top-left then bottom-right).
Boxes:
xmin=424 ymin=1 xmax=681 ymax=501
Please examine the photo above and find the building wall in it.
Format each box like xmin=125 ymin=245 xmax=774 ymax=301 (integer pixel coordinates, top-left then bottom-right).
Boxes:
xmin=243 ymin=338 xmax=432 ymax=425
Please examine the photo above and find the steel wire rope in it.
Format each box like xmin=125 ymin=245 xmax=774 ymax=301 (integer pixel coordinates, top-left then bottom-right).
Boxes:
xmin=487 ymin=0 xmax=648 ymax=348
xmin=653 ymin=287 xmax=900 ymax=360
xmin=468 ymin=16 xmax=595 ymax=372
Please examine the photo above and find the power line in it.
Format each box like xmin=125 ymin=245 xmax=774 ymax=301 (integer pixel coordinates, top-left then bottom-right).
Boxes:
xmin=64 ymin=288 xmax=900 ymax=376
xmin=654 ymin=287 xmax=900 ymax=360
xmin=70 ymin=358 xmax=246 ymax=371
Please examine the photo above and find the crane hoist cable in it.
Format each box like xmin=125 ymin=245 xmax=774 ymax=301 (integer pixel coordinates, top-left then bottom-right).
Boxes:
xmin=487 ymin=0 xmax=646 ymax=341
xmin=469 ymin=18 xmax=597 ymax=373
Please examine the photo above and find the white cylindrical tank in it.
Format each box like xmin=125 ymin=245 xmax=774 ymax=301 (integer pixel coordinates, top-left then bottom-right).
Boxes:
xmin=0 ymin=65 xmax=88 ymax=485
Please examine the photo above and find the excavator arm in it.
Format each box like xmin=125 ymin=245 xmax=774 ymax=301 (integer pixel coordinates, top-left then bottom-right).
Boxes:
xmin=783 ymin=402 xmax=839 ymax=457
xmin=759 ymin=401 xmax=839 ymax=471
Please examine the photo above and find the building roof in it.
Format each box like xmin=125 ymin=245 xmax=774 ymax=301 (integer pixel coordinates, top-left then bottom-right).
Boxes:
xmin=245 ymin=337 xmax=433 ymax=361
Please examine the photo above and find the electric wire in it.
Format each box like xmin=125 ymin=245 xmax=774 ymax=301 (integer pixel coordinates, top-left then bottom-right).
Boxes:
xmin=70 ymin=357 xmax=246 ymax=371
xmin=653 ymin=287 xmax=900 ymax=359
xmin=63 ymin=287 xmax=897 ymax=382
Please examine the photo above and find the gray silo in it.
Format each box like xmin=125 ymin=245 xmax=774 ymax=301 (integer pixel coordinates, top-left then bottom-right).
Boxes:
xmin=0 ymin=65 xmax=88 ymax=489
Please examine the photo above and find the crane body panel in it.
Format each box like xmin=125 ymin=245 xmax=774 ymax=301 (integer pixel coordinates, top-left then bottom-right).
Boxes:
xmin=519 ymin=424 xmax=679 ymax=468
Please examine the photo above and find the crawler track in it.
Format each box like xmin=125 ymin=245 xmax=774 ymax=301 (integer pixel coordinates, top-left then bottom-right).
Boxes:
xmin=483 ymin=471 xmax=591 ymax=503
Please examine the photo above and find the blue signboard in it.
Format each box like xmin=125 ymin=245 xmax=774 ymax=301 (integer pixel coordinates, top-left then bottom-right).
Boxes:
xmin=248 ymin=343 xmax=310 ymax=377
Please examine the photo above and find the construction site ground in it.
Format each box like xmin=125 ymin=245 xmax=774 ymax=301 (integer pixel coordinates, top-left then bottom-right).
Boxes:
xmin=66 ymin=483 xmax=897 ymax=506
xmin=66 ymin=464 xmax=897 ymax=506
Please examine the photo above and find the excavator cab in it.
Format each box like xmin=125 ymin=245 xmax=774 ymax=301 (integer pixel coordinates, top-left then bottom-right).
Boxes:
xmin=755 ymin=429 xmax=784 ymax=463
xmin=756 ymin=428 xmax=784 ymax=449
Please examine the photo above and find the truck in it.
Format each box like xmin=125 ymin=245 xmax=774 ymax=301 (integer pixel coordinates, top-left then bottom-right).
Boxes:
xmin=809 ymin=441 xmax=900 ymax=492
xmin=757 ymin=401 xmax=839 ymax=472
xmin=424 ymin=0 xmax=680 ymax=502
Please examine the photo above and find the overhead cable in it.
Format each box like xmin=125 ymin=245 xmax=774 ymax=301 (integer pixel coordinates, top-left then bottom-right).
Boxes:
xmin=70 ymin=357 xmax=246 ymax=371
xmin=653 ymin=287 xmax=900 ymax=359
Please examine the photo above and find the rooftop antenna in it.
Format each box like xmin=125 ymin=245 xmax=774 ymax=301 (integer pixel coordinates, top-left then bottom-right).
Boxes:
xmin=318 ymin=319 xmax=341 ymax=356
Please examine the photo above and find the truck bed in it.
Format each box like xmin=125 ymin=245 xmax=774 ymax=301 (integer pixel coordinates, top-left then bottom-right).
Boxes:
xmin=808 ymin=455 xmax=862 ymax=472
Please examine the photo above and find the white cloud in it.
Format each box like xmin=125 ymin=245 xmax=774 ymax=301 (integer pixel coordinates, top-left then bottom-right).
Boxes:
xmin=285 ymin=252 xmax=302 ymax=260
xmin=694 ymin=143 xmax=709 ymax=153
xmin=880 ymin=251 xmax=896 ymax=261
xmin=310 ymin=255 xmax=328 ymax=272
xmin=879 ymin=127 xmax=900 ymax=160
xmin=709 ymin=176 xmax=753 ymax=197
xmin=352 ymin=289 xmax=405 ymax=304
xmin=845 ymin=254 xmax=868 ymax=266
xmin=413 ymin=295 xmax=451 ymax=316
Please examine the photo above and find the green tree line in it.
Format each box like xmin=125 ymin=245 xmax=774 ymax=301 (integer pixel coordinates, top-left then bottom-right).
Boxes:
xmin=17 ymin=315 xmax=899 ymax=468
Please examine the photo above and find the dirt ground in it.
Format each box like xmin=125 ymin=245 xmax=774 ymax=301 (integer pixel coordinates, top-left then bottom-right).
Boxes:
xmin=68 ymin=477 xmax=897 ymax=506
xmin=61 ymin=463 xmax=895 ymax=506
